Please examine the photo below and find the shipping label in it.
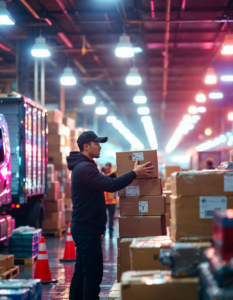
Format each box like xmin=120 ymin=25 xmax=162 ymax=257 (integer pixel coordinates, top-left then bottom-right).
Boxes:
xmin=139 ymin=201 xmax=148 ymax=213
xmin=199 ymin=196 xmax=227 ymax=219
xmin=126 ymin=186 xmax=140 ymax=197
xmin=48 ymin=183 xmax=51 ymax=189
xmin=132 ymin=152 xmax=144 ymax=161
xmin=224 ymin=175 xmax=233 ymax=192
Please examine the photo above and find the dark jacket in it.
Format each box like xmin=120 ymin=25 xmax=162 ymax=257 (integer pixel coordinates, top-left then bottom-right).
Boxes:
xmin=66 ymin=152 xmax=136 ymax=235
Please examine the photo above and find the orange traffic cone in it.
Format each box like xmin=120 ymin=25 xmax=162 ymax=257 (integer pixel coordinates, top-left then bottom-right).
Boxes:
xmin=34 ymin=237 xmax=57 ymax=284
xmin=60 ymin=222 xmax=76 ymax=262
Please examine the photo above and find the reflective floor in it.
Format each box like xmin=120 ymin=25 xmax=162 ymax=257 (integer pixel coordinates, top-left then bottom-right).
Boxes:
xmin=19 ymin=220 xmax=118 ymax=299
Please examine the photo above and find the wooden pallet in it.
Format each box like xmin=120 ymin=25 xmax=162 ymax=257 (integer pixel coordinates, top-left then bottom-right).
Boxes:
xmin=43 ymin=227 xmax=66 ymax=237
xmin=0 ymin=266 xmax=19 ymax=280
xmin=14 ymin=255 xmax=37 ymax=266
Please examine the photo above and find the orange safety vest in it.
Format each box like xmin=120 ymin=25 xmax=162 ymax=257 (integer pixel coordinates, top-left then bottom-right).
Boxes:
xmin=104 ymin=172 xmax=117 ymax=205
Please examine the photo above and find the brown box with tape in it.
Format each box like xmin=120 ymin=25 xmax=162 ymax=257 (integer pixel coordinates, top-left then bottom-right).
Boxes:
xmin=119 ymin=216 xmax=166 ymax=238
xmin=130 ymin=236 xmax=172 ymax=271
xmin=119 ymin=178 xmax=163 ymax=197
xmin=43 ymin=211 xmax=63 ymax=230
xmin=46 ymin=181 xmax=60 ymax=200
xmin=44 ymin=199 xmax=62 ymax=212
xmin=118 ymin=238 xmax=134 ymax=268
xmin=171 ymin=170 xmax=233 ymax=197
xmin=116 ymin=150 xmax=158 ymax=178
xmin=47 ymin=110 xmax=62 ymax=124
xmin=120 ymin=195 xmax=166 ymax=216
xmin=165 ymin=166 xmax=181 ymax=179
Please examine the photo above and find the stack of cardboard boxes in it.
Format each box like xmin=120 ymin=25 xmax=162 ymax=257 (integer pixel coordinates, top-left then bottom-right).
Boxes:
xmin=170 ymin=170 xmax=233 ymax=242
xmin=116 ymin=150 xmax=167 ymax=281
xmin=0 ymin=255 xmax=19 ymax=279
xmin=164 ymin=165 xmax=181 ymax=190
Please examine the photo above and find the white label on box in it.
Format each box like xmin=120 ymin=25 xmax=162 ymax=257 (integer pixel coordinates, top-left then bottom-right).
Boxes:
xmin=47 ymin=174 xmax=51 ymax=178
xmin=48 ymin=183 xmax=51 ymax=189
xmin=132 ymin=152 xmax=144 ymax=161
xmin=139 ymin=201 xmax=148 ymax=213
xmin=199 ymin=196 xmax=227 ymax=219
xmin=224 ymin=175 xmax=233 ymax=191
xmin=126 ymin=186 xmax=140 ymax=197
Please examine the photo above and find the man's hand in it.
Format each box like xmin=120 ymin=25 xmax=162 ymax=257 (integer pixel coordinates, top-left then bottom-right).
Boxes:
xmin=133 ymin=159 xmax=154 ymax=178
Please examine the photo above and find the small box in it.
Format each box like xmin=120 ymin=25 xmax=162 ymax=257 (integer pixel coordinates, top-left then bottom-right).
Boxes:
xmin=119 ymin=238 xmax=134 ymax=267
xmin=44 ymin=199 xmax=62 ymax=212
xmin=119 ymin=216 xmax=166 ymax=238
xmin=120 ymin=195 xmax=166 ymax=216
xmin=47 ymin=110 xmax=63 ymax=124
xmin=0 ymin=255 xmax=14 ymax=274
xmin=117 ymin=265 xmax=130 ymax=283
xmin=171 ymin=170 xmax=233 ymax=197
xmin=63 ymin=117 xmax=76 ymax=129
xmin=119 ymin=178 xmax=163 ymax=197
xmin=43 ymin=211 xmax=63 ymax=230
xmin=165 ymin=166 xmax=181 ymax=179
xmin=65 ymin=209 xmax=72 ymax=223
xmin=108 ymin=281 xmax=121 ymax=300
xmin=48 ymin=123 xmax=64 ymax=135
xmin=48 ymin=135 xmax=66 ymax=146
xmin=46 ymin=181 xmax=60 ymax=201
xmin=47 ymin=164 xmax=55 ymax=182
xmin=65 ymin=182 xmax=72 ymax=198
xmin=121 ymin=271 xmax=199 ymax=300
xmin=163 ymin=190 xmax=171 ymax=204
xmin=130 ymin=236 xmax=172 ymax=271
xmin=65 ymin=198 xmax=72 ymax=209
xmin=116 ymin=150 xmax=158 ymax=179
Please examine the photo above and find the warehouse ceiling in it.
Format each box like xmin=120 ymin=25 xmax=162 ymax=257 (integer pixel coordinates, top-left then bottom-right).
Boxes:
xmin=1 ymin=0 xmax=233 ymax=158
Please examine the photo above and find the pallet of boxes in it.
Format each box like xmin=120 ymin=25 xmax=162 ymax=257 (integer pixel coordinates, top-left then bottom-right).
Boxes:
xmin=111 ymin=150 xmax=167 ymax=298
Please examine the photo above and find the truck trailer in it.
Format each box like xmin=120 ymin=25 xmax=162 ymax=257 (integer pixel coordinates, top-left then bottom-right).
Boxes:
xmin=0 ymin=95 xmax=48 ymax=233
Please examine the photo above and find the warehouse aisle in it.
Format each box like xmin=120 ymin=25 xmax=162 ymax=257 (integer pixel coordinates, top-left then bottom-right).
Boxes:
xmin=19 ymin=220 xmax=118 ymax=299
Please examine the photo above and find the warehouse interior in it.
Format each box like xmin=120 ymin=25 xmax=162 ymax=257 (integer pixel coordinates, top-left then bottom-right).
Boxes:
xmin=0 ymin=0 xmax=233 ymax=299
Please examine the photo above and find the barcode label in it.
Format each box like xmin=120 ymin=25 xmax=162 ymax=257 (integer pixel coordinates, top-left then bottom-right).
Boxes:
xmin=200 ymin=197 xmax=227 ymax=219
xmin=139 ymin=201 xmax=148 ymax=213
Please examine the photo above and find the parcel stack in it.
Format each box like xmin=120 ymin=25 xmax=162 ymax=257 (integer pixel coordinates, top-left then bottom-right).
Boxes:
xmin=170 ymin=170 xmax=233 ymax=242
xmin=116 ymin=150 xmax=166 ymax=281
xmin=9 ymin=227 xmax=42 ymax=258
xmin=164 ymin=166 xmax=180 ymax=190
xmin=0 ymin=255 xmax=19 ymax=280
xmin=198 ymin=209 xmax=233 ymax=300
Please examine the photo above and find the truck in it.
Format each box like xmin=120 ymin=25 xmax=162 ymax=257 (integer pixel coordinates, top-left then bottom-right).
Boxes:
xmin=0 ymin=95 xmax=48 ymax=239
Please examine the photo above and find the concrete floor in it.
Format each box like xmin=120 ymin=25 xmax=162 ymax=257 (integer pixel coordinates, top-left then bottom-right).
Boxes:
xmin=19 ymin=220 xmax=118 ymax=299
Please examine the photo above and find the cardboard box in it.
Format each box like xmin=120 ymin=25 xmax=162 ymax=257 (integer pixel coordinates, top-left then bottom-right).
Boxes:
xmin=121 ymin=271 xmax=199 ymax=300
xmin=46 ymin=181 xmax=60 ymax=200
xmin=61 ymin=210 xmax=66 ymax=228
xmin=119 ymin=216 xmax=166 ymax=238
xmin=48 ymin=152 xmax=67 ymax=164
xmin=43 ymin=211 xmax=63 ymax=230
xmin=65 ymin=208 xmax=72 ymax=223
xmin=44 ymin=199 xmax=62 ymax=212
xmin=130 ymin=236 xmax=172 ymax=271
xmin=166 ymin=203 xmax=170 ymax=212
xmin=117 ymin=265 xmax=130 ymax=283
xmin=54 ymin=170 xmax=58 ymax=181
xmin=63 ymin=117 xmax=76 ymax=129
xmin=120 ymin=195 xmax=166 ymax=216
xmin=47 ymin=164 xmax=55 ymax=182
xmin=65 ymin=198 xmax=72 ymax=209
xmin=163 ymin=190 xmax=171 ymax=204
xmin=0 ymin=255 xmax=14 ymax=274
xmin=165 ymin=166 xmax=181 ymax=179
xmin=166 ymin=213 xmax=170 ymax=227
xmin=47 ymin=110 xmax=63 ymax=124
xmin=119 ymin=238 xmax=134 ymax=267
xmin=171 ymin=170 xmax=233 ymax=197
xmin=48 ymin=135 xmax=66 ymax=146
xmin=116 ymin=150 xmax=159 ymax=179
xmin=165 ymin=182 xmax=171 ymax=190
xmin=65 ymin=182 xmax=72 ymax=198
xmin=70 ymin=128 xmax=79 ymax=137
xmin=170 ymin=195 xmax=233 ymax=242
xmin=108 ymin=281 xmax=121 ymax=300
xmin=119 ymin=178 xmax=163 ymax=198
xmin=48 ymin=123 xmax=64 ymax=135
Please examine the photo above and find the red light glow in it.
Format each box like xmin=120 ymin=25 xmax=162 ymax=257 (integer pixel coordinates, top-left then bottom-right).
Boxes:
xmin=228 ymin=112 xmax=233 ymax=121
xmin=196 ymin=93 xmax=206 ymax=103
xmin=188 ymin=106 xmax=198 ymax=114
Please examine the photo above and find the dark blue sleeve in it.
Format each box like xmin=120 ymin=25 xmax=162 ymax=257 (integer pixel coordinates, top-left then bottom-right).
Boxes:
xmin=77 ymin=163 xmax=136 ymax=192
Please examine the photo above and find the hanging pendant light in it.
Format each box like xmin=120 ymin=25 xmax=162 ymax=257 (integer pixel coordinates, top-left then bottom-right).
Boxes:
xmin=106 ymin=112 xmax=117 ymax=123
xmin=115 ymin=33 xmax=134 ymax=58
xmin=133 ymin=89 xmax=147 ymax=104
xmin=31 ymin=35 xmax=51 ymax=58
xmin=221 ymin=33 xmax=233 ymax=55
xmin=95 ymin=101 xmax=108 ymax=115
xmin=204 ymin=67 xmax=217 ymax=84
xmin=126 ymin=67 xmax=142 ymax=85
xmin=0 ymin=0 xmax=15 ymax=25
xmin=60 ymin=66 xmax=77 ymax=86
xmin=83 ymin=89 xmax=96 ymax=104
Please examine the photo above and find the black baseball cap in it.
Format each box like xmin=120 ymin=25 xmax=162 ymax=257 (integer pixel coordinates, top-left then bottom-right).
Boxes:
xmin=77 ymin=131 xmax=108 ymax=148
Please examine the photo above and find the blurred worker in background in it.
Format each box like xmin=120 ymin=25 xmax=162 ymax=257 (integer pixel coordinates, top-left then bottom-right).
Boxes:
xmin=104 ymin=163 xmax=116 ymax=238
xmin=100 ymin=166 xmax=106 ymax=175
xmin=205 ymin=158 xmax=215 ymax=170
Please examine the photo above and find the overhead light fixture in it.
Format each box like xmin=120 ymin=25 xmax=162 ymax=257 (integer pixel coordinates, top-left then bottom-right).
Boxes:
xmin=83 ymin=89 xmax=96 ymax=104
xmin=115 ymin=33 xmax=134 ymax=58
xmin=133 ymin=89 xmax=147 ymax=104
xmin=183 ymin=114 xmax=192 ymax=122
xmin=141 ymin=116 xmax=158 ymax=149
xmin=188 ymin=106 xmax=198 ymax=114
xmin=60 ymin=66 xmax=77 ymax=86
xmin=126 ymin=67 xmax=142 ymax=86
xmin=197 ymin=107 xmax=206 ymax=113
xmin=192 ymin=115 xmax=201 ymax=123
xmin=228 ymin=112 xmax=233 ymax=121
xmin=205 ymin=67 xmax=217 ymax=84
xmin=205 ymin=128 xmax=212 ymax=136
xmin=196 ymin=93 xmax=206 ymax=103
xmin=209 ymin=92 xmax=223 ymax=99
xmin=31 ymin=35 xmax=51 ymax=58
xmin=0 ymin=0 xmax=15 ymax=25
xmin=137 ymin=107 xmax=150 ymax=115
xmin=221 ymin=75 xmax=233 ymax=81
xmin=221 ymin=33 xmax=233 ymax=55
xmin=95 ymin=101 xmax=108 ymax=115
xmin=106 ymin=113 xmax=117 ymax=123
xmin=133 ymin=47 xmax=143 ymax=53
